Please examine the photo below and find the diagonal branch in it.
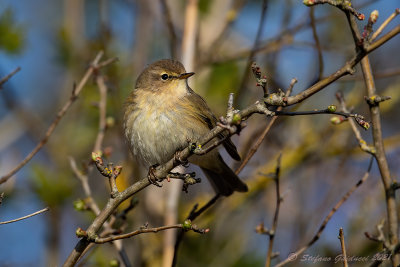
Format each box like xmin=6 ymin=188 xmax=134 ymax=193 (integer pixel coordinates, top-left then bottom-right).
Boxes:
xmin=0 ymin=52 xmax=118 ymax=185
xmin=0 ymin=67 xmax=21 ymax=89
xmin=275 ymin=157 xmax=373 ymax=267
xmin=0 ymin=207 xmax=49 ymax=225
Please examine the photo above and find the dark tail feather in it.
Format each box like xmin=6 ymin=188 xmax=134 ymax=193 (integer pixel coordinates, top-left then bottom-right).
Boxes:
xmin=201 ymin=160 xmax=248 ymax=196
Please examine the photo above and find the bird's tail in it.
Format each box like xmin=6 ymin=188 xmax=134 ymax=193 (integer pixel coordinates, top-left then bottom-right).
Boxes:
xmin=201 ymin=157 xmax=248 ymax=196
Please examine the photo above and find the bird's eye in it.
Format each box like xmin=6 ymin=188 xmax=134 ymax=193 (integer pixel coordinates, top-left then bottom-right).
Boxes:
xmin=161 ymin=74 xmax=169 ymax=80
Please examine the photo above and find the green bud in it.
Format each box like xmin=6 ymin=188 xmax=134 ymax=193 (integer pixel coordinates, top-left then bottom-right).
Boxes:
xmin=232 ymin=113 xmax=242 ymax=125
xmin=303 ymin=0 xmax=315 ymax=6
xmin=75 ymin=227 xmax=87 ymax=238
xmin=330 ymin=116 xmax=342 ymax=125
xmin=370 ymin=10 xmax=379 ymax=23
xmin=73 ymin=199 xmax=86 ymax=211
xmin=327 ymin=105 xmax=337 ymax=113
xmin=109 ymin=259 xmax=120 ymax=267
xmin=182 ymin=219 xmax=192 ymax=231
xmin=91 ymin=151 xmax=102 ymax=161
xmin=362 ymin=121 xmax=370 ymax=130
xmin=106 ymin=116 xmax=115 ymax=128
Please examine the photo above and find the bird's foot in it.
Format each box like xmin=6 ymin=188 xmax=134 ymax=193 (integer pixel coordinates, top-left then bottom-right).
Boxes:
xmin=173 ymin=151 xmax=189 ymax=167
xmin=147 ymin=164 xmax=162 ymax=187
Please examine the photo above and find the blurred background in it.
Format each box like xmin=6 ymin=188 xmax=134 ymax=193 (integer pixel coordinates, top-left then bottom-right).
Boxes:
xmin=0 ymin=0 xmax=400 ymax=266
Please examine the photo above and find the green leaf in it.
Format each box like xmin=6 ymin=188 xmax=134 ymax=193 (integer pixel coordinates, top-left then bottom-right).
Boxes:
xmin=0 ymin=8 xmax=25 ymax=54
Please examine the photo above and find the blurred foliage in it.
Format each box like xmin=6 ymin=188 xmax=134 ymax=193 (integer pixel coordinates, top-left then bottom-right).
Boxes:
xmin=0 ymin=8 xmax=25 ymax=54
xmin=205 ymin=62 xmax=240 ymax=113
xmin=198 ymin=0 xmax=212 ymax=16
xmin=30 ymin=164 xmax=74 ymax=207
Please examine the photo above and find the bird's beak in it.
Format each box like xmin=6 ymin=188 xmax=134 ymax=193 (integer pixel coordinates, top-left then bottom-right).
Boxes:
xmin=178 ymin=72 xmax=195 ymax=80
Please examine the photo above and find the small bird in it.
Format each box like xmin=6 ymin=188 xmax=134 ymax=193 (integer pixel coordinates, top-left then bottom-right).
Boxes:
xmin=124 ymin=59 xmax=248 ymax=196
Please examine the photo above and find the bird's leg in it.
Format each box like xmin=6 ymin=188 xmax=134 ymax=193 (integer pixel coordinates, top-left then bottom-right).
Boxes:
xmin=147 ymin=164 xmax=162 ymax=187
xmin=173 ymin=150 xmax=189 ymax=167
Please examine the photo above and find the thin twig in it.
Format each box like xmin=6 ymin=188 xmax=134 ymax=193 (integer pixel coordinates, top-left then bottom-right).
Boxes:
xmin=274 ymin=109 xmax=363 ymax=119
xmin=236 ymin=78 xmax=296 ymax=175
xmin=207 ymin=0 xmax=376 ymax=65
xmin=340 ymin=68 xmax=400 ymax=81
xmin=69 ymin=157 xmax=101 ymax=215
xmin=0 ymin=67 xmax=21 ymax=89
xmin=265 ymin=154 xmax=282 ymax=267
xmin=160 ymin=0 xmax=178 ymax=58
xmin=236 ymin=0 xmax=269 ymax=103
xmin=310 ymin=7 xmax=324 ymax=80
xmin=304 ymin=0 xmax=365 ymax=21
xmin=365 ymin=219 xmax=390 ymax=249
xmin=93 ymin=74 xmax=108 ymax=153
xmin=0 ymin=52 xmax=108 ymax=185
xmin=70 ymin=156 xmax=131 ymax=267
xmin=96 ymin=57 xmax=118 ymax=69
xmin=275 ymin=157 xmax=373 ymax=267
xmin=336 ymin=92 xmax=375 ymax=154
xmin=206 ymin=0 xmax=248 ymax=60
xmin=367 ymin=24 xmax=400 ymax=53
xmin=371 ymin=8 xmax=400 ymax=42
xmin=0 ymin=207 xmax=49 ymax=225
xmin=94 ymin=223 xmax=208 ymax=244
xmin=284 ymin=25 xmax=400 ymax=106
xmin=208 ymin=13 xmax=331 ymax=65
xmin=339 ymin=228 xmax=349 ymax=267
xmin=171 ymin=194 xmax=220 ymax=267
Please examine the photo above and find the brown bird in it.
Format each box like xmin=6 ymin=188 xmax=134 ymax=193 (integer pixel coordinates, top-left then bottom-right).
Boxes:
xmin=124 ymin=59 xmax=248 ymax=196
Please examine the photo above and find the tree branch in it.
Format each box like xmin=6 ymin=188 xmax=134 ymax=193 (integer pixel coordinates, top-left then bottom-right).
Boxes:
xmin=0 ymin=67 xmax=21 ymax=89
xmin=265 ymin=155 xmax=283 ymax=267
xmin=93 ymin=222 xmax=208 ymax=244
xmin=338 ymin=228 xmax=349 ymax=267
xmin=275 ymin=157 xmax=373 ymax=267
xmin=0 ymin=207 xmax=49 ymax=225
xmin=0 ymin=52 xmax=118 ymax=185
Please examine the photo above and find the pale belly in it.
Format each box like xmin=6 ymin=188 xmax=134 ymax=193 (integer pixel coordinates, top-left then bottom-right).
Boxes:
xmin=126 ymin=107 xmax=207 ymax=167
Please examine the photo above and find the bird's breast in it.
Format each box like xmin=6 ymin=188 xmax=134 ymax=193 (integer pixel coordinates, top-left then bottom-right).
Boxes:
xmin=124 ymin=89 xmax=208 ymax=167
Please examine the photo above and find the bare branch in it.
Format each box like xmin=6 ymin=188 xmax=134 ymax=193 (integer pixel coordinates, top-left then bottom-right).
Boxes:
xmin=338 ymin=228 xmax=349 ymax=267
xmin=160 ymin=0 xmax=178 ymax=58
xmin=0 ymin=67 xmax=21 ymax=89
xmin=236 ymin=78 xmax=296 ymax=174
xmin=310 ymin=7 xmax=324 ymax=80
xmin=303 ymin=0 xmax=365 ymax=20
xmin=0 ymin=207 xmax=49 ymax=225
xmin=93 ymin=222 xmax=209 ymax=244
xmin=275 ymin=157 xmax=373 ymax=267
xmin=336 ymin=92 xmax=375 ymax=154
xmin=371 ymin=8 xmax=400 ymax=42
xmin=235 ymin=0 xmax=269 ymax=102
xmin=0 ymin=51 xmax=109 ymax=185
xmin=172 ymin=195 xmax=220 ymax=267
xmin=265 ymin=155 xmax=283 ymax=267
xmin=284 ymin=25 xmax=400 ymax=106
xmin=93 ymin=74 xmax=108 ymax=153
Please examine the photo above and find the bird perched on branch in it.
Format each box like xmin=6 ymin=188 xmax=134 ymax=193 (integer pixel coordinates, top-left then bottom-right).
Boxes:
xmin=124 ymin=59 xmax=248 ymax=196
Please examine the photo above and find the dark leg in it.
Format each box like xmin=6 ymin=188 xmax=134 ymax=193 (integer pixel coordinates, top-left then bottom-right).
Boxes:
xmin=173 ymin=151 xmax=189 ymax=167
xmin=147 ymin=164 xmax=162 ymax=187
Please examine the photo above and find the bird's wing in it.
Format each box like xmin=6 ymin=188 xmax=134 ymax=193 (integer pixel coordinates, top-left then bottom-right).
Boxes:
xmin=185 ymin=89 xmax=241 ymax=161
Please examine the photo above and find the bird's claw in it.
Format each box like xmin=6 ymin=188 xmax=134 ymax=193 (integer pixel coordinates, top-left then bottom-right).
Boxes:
xmin=147 ymin=164 xmax=162 ymax=187
xmin=173 ymin=151 xmax=189 ymax=167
